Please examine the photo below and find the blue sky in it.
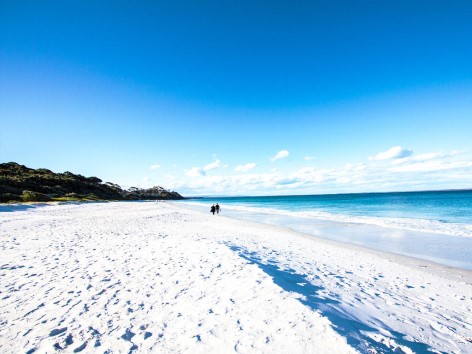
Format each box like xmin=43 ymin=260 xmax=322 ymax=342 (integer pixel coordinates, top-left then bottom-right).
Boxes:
xmin=1 ymin=0 xmax=472 ymax=196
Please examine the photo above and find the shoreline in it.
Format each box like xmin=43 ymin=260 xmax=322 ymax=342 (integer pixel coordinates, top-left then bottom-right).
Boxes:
xmin=176 ymin=200 xmax=472 ymax=271
xmin=175 ymin=201 xmax=472 ymax=283
xmin=2 ymin=201 xmax=471 ymax=353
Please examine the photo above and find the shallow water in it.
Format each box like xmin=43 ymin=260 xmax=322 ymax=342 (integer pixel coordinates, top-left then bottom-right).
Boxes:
xmin=178 ymin=192 xmax=472 ymax=270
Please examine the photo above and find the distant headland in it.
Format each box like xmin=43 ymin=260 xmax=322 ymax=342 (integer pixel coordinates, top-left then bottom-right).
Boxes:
xmin=0 ymin=162 xmax=184 ymax=203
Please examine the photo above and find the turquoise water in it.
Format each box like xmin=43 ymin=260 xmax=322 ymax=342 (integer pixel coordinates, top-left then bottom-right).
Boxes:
xmin=179 ymin=190 xmax=472 ymax=269
xmin=195 ymin=190 xmax=471 ymax=223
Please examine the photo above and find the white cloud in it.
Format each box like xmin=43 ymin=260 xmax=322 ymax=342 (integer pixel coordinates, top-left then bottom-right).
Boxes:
xmin=234 ymin=163 xmax=257 ymax=172
xmin=390 ymin=159 xmax=472 ymax=173
xmin=369 ymin=146 xmax=413 ymax=161
xmin=149 ymin=164 xmax=161 ymax=170
xmin=186 ymin=167 xmax=206 ymax=177
xmin=203 ymin=159 xmax=223 ymax=171
xmin=345 ymin=163 xmax=366 ymax=171
xmin=271 ymin=150 xmax=289 ymax=162
xmin=185 ymin=157 xmax=226 ymax=179
xmin=413 ymin=152 xmax=443 ymax=161
xmin=393 ymin=152 xmax=443 ymax=165
xmin=298 ymin=167 xmax=316 ymax=174
xmin=451 ymin=150 xmax=465 ymax=156
xmin=304 ymin=156 xmax=315 ymax=161
xmin=392 ymin=150 xmax=468 ymax=166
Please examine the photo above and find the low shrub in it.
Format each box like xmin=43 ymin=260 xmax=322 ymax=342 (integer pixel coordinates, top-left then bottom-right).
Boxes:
xmin=21 ymin=190 xmax=52 ymax=202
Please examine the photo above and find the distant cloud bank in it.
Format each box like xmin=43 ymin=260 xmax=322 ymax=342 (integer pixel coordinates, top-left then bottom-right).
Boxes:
xmin=171 ymin=147 xmax=472 ymax=196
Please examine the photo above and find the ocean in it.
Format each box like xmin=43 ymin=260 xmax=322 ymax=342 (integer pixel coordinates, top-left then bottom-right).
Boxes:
xmin=177 ymin=190 xmax=472 ymax=270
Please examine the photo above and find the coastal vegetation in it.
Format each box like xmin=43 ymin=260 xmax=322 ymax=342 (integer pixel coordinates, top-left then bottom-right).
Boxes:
xmin=0 ymin=162 xmax=184 ymax=203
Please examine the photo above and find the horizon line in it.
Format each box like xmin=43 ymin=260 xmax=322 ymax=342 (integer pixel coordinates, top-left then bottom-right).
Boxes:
xmin=182 ymin=188 xmax=472 ymax=199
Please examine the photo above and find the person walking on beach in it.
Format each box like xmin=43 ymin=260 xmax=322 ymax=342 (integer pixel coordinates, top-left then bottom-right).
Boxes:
xmin=215 ymin=203 xmax=220 ymax=214
xmin=211 ymin=204 xmax=216 ymax=215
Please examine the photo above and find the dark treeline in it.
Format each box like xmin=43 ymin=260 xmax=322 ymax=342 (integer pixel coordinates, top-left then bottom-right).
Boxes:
xmin=0 ymin=162 xmax=184 ymax=203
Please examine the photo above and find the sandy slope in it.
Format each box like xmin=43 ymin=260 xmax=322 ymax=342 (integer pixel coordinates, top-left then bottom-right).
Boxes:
xmin=1 ymin=202 xmax=471 ymax=353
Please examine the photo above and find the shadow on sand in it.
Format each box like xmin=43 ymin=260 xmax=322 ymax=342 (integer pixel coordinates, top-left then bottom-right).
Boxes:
xmin=228 ymin=244 xmax=434 ymax=354
xmin=0 ymin=203 xmax=51 ymax=213
xmin=0 ymin=201 xmax=110 ymax=213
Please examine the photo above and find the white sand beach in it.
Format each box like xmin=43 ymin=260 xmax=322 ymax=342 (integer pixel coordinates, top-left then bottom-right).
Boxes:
xmin=1 ymin=201 xmax=471 ymax=353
